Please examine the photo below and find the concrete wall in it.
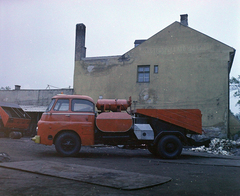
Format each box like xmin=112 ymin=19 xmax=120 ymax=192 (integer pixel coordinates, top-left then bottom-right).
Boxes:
xmin=229 ymin=113 xmax=240 ymax=139
xmin=74 ymin=22 xmax=235 ymax=138
xmin=0 ymin=89 xmax=74 ymax=106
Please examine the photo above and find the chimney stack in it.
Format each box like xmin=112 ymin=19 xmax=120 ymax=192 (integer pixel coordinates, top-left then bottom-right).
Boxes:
xmin=75 ymin=23 xmax=86 ymax=60
xmin=15 ymin=85 xmax=21 ymax=90
xmin=180 ymin=14 xmax=188 ymax=26
xmin=134 ymin=40 xmax=146 ymax=47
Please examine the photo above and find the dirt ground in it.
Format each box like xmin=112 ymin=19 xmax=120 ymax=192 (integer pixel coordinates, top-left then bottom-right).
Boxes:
xmin=0 ymin=137 xmax=240 ymax=196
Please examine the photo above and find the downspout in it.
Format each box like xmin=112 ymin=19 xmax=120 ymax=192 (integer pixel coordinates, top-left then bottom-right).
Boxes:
xmin=228 ymin=72 xmax=230 ymax=138
xmin=228 ymin=49 xmax=236 ymax=138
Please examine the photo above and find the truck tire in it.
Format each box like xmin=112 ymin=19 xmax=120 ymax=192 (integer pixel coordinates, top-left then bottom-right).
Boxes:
xmin=157 ymin=135 xmax=182 ymax=159
xmin=9 ymin=131 xmax=22 ymax=139
xmin=55 ymin=132 xmax=81 ymax=157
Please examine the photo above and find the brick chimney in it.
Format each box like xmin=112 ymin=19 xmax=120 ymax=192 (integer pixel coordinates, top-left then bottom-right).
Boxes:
xmin=15 ymin=85 xmax=21 ymax=90
xmin=134 ymin=40 xmax=146 ymax=47
xmin=180 ymin=14 xmax=188 ymax=26
xmin=75 ymin=23 xmax=86 ymax=60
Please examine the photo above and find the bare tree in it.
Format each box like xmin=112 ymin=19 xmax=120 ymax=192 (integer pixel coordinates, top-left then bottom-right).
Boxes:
xmin=0 ymin=86 xmax=11 ymax=90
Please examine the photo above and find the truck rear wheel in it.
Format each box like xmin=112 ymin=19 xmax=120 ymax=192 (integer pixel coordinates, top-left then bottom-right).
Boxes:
xmin=157 ymin=135 xmax=182 ymax=159
xmin=55 ymin=132 xmax=81 ymax=157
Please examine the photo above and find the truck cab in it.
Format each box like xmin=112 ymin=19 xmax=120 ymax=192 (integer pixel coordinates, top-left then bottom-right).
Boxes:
xmin=35 ymin=95 xmax=95 ymax=155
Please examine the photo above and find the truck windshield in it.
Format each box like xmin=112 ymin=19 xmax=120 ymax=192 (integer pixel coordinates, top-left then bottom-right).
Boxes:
xmin=46 ymin=99 xmax=55 ymax=112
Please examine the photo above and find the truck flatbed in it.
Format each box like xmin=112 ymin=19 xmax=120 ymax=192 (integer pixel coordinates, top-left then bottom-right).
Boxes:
xmin=133 ymin=109 xmax=202 ymax=134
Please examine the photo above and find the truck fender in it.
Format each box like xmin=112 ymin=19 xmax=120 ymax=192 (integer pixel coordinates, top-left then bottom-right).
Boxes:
xmin=53 ymin=130 xmax=81 ymax=144
xmin=153 ymin=131 xmax=187 ymax=145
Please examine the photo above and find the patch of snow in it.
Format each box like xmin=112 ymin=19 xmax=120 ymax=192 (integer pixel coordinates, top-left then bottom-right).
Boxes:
xmin=190 ymin=138 xmax=240 ymax=156
xmin=0 ymin=152 xmax=10 ymax=162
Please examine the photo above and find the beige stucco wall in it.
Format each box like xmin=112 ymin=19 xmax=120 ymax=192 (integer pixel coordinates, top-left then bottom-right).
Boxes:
xmin=74 ymin=22 xmax=235 ymax=138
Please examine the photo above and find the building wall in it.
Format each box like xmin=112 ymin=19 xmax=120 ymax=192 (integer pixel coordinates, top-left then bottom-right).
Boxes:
xmin=229 ymin=113 xmax=240 ymax=138
xmin=74 ymin=22 xmax=235 ymax=138
xmin=0 ymin=89 xmax=74 ymax=106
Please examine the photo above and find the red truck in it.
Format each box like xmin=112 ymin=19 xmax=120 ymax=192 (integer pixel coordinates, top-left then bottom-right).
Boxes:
xmin=0 ymin=102 xmax=31 ymax=138
xmin=32 ymin=94 xmax=209 ymax=159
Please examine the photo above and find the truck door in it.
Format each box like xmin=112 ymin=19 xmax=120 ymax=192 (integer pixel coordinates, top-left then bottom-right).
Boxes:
xmin=49 ymin=99 xmax=71 ymax=131
xmin=70 ymin=99 xmax=95 ymax=146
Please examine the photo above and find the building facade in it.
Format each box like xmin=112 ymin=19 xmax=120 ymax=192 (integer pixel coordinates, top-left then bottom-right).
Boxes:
xmin=74 ymin=15 xmax=236 ymax=138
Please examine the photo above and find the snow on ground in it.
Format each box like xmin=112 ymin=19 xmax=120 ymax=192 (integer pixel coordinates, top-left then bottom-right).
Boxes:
xmin=190 ymin=138 xmax=240 ymax=156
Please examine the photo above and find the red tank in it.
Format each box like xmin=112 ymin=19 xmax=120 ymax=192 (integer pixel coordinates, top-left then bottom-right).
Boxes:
xmin=96 ymin=97 xmax=131 ymax=112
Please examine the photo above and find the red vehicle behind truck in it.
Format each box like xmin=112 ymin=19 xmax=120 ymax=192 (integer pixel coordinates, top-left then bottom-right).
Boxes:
xmin=32 ymin=94 xmax=209 ymax=159
xmin=0 ymin=102 xmax=31 ymax=138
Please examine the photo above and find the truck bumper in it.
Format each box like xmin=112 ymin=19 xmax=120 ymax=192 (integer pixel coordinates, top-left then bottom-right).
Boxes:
xmin=31 ymin=135 xmax=40 ymax=143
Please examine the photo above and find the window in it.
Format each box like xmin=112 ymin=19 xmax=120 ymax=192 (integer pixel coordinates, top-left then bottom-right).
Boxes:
xmin=46 ymin=99 xmax=56 ymax=112
xmin=53 ymin=99 xmax=69 ymax=111
xmin=137 ymin=65 xmax=150 ymax=83
xmin=154 ymin=65 xmax=158 ymax=73
xmin=72 ymin=99 xmax=94 ymax=112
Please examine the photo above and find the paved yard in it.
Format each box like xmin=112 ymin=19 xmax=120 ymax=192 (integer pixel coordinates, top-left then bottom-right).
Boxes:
xmin=0 ymin=137 xmax=240 ymax=196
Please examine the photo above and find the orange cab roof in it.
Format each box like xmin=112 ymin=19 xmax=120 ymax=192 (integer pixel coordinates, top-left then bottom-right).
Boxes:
xmin=52 ymin=94 xmax=95 ymax=104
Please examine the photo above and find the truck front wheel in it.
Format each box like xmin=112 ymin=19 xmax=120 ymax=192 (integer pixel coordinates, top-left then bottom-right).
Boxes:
xmin=157 ymin=135 xmax=182 ymax=159
xmin=55 ymin=132 xmax=81 ymax=157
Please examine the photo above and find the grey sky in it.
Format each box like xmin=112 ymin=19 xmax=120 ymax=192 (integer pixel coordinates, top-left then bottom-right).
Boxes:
xmin=0 ymin=0 xmax=240 ymax=111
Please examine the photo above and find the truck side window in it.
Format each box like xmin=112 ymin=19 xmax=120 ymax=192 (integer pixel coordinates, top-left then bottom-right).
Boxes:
xmin=72 ymin=99 xmax=94 ymax=112
xmin=53 ymin=99 xmax=69 ymax=111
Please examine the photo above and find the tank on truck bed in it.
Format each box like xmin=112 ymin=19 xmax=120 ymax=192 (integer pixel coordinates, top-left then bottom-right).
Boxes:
xmin=0 ymin=102 xmax=31 ymax=138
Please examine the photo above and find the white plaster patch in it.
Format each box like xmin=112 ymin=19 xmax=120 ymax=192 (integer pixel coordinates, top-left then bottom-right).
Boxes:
xmin=87 ymin=65 xmax=94 ymax=73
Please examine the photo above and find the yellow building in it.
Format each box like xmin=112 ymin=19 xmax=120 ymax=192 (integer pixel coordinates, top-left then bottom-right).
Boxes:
xmin=74 ymin=15 xmax=236 ymax=138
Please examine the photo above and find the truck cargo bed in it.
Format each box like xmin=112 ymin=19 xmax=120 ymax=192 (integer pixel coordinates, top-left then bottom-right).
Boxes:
xmin=0 ymin=102 xmax=31 ymax=130
xmin=133 ymin=109 xmax=202 ymax=134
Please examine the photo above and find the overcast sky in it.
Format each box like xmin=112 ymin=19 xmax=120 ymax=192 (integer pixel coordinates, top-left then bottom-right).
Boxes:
xmin=0 ymin=0 xmax=240 ymax=111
